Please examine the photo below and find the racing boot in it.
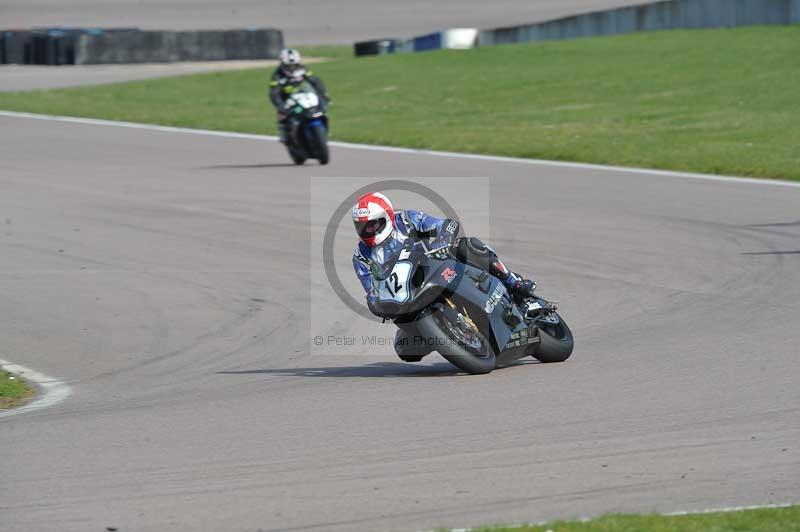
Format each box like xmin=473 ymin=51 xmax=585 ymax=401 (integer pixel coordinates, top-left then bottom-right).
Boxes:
xmin=508 ymin=276 xmax=537 ymax=300
xmin=489 ymin=258 xmax=536 ymax=300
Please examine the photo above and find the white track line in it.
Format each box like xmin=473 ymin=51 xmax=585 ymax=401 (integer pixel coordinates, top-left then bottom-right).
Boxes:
xmin=0 ymin=358 xmax=71 ymax=419
xmin=662 ymin=502 xmax=797 ymax=516
xmin=1 ymin=110 xmax=799 ymax=189
xmin=439 ymin=502 xmax=797 ymax=532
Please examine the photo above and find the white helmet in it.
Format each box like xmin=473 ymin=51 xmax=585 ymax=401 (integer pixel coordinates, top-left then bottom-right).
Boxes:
xmin=279 ymin=48 xmax=304 ymax=78
xmin=352 ymin=192 xmax=395 ymax=247
xmin=279 ymin=48 xmax=301 ymax=65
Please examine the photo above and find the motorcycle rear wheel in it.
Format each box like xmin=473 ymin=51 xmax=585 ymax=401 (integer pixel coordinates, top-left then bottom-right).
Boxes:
xmin=416 ymin=309 xmax=496 ymax=375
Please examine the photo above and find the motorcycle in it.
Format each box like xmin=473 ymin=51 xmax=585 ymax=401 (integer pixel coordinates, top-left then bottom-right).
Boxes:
xmin=283 ymin=81 xmax=330 ymax=165
xmin=369 ymin=235 xmax=574 ymax=374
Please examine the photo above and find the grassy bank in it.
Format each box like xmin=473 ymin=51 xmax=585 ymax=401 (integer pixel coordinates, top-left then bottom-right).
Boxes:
xmin=298 ymin=45 xmax=353 ymax=61
xmin=0 ymin=369 xmax=34 ymax=409
xmin=1 ymin=27 xmax=799 ymax=179
xmin=470 ymin=505 xmax=800 ymax=531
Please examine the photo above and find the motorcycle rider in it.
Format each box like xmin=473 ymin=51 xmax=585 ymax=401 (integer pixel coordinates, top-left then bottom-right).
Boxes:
xmin=351 ymin=192 xmax=537 ymax=359
xmin=269 ymin=48 xmax=330 ymax=143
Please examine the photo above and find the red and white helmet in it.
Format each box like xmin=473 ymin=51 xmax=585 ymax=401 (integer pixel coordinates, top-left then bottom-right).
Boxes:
xmin=352 ymin=192 xmax=395 ymax=247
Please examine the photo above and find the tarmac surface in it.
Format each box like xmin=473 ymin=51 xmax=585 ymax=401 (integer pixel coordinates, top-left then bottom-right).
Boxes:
xmin=3 ymin=0 xmax=657 ymax=44
xmin=0 ymin=114 xmax=798 ymax=531
xmin=0 ymin=60 xmax=280 ymax=92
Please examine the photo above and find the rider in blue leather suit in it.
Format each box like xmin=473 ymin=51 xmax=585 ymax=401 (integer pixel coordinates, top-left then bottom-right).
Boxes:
xmin=351 ymin=192 xmax=536 ymax=360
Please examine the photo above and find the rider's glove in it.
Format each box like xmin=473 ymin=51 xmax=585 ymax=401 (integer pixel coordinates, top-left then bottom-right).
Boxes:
xmin=430 ymin=239 xmax=451 ymax=260
xmin=439 ymin=219 xmax=460 ymax=241
xmin=428 ymin=219 xmax=459 ymax=260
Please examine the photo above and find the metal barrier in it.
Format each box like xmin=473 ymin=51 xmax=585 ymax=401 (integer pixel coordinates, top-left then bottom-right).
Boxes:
xmin=478 ymin=0 xmax=800 ymax=46
xmin=352 ymin=0 xmax=800 ymax=57
xmin=354 ymin=28 xmax=478 ymax=56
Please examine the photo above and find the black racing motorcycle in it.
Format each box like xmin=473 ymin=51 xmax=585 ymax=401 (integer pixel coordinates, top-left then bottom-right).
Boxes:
xmin=283 ymin=80 xmax=330 ymax=165
xmin=370 ymin=235 xmax=574 ymax=374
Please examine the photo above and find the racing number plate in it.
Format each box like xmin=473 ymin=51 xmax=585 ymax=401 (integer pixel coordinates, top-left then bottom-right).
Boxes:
xmin=378 ymin=262 xmax=412 ymax=303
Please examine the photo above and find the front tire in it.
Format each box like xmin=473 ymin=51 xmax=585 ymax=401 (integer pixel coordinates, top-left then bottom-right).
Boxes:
xmin=534 ymin=313 xmax=574 ymax=363
xmin=416 ymin=309 xmax=496 ymax=375
xmin=286 ymin=136 xmax=307 ymax=165
xmin=311 ymin=124 xmax=330 ymax=165
xmin=289 ymin=150 xmax=306 ymax=165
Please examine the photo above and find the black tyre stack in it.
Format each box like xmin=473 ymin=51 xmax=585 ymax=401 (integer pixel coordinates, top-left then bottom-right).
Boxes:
xmin=353 ymin=39 xmax=401 ymax=57
xmin=1 ymin=28 xmax=284 ymax=65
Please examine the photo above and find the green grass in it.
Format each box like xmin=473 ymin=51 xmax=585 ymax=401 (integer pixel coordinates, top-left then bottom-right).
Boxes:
xmin=466 ymin=506 xmax=800 ymax=531
xmin=0 ymin=369 xmax=34 ymax=409
xmin=298 ymin=45 xmax=353 ymax=61
xmin=1 ymin=27 xmax=799 ymax=179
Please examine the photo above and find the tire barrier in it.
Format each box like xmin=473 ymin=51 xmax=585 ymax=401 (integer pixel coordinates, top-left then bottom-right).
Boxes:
xmin=2 ymin=31 xmax=34 ymax=65
xmin=478 ymin=0 xmax=800 ymax=46
xmin=1 ymin=28 xmax=284 ymax=65
xmin=354 ymin=39 xmax=402 ymax=57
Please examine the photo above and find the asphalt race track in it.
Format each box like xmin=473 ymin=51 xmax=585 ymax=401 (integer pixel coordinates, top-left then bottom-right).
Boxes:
xmin=1 ymin=114 xmax=798 ymax=532
xmin=0 ymin=61 xmax=280 ymax=92
xmin=2 ymin=0 xmax=657 ymax=45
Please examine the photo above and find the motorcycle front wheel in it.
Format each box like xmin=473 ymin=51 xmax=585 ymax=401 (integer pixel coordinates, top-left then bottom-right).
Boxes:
xmin=533 ymin=313 xmax=574 ymax=363
xmin=289 ymin=149 xmax=306 ymax=165
xmin=416 ymin=309 xmax=496 ymax=375
xmin=310 ymin=124 xmax=330 ymax=165
xmin=286 ymin=135 xmax=306 ymax=165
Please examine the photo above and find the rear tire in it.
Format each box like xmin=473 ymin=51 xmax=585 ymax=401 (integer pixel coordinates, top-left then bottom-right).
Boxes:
xmin=311 ymin=124 xmax=330 ymax=165
xmin=534 ymin=313 xmax=574 ymax=363
xmin=415 ymin=310 xmax=496 ymax=375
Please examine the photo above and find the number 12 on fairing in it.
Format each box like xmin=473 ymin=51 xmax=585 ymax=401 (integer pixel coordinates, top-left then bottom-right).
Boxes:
xmin=378 ymin=262 xmax=412 ymax=303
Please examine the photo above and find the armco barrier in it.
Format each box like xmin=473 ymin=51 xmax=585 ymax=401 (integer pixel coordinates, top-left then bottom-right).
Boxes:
xmin=411 ymin=28 xmax=478 ymax=52
xmin=352 ymin=0 xmax=799 ymax=58
xmin=441 ymin=28 xmax=480 ymax=49
xmin=478 ymin=0 xmax=800 ymax=46
xmin=1 ymin=28 xmax=283 ymax=65
xmin=355 ymin=28 xmax=478 ymax=57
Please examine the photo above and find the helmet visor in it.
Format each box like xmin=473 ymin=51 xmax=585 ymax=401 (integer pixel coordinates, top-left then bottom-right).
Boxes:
xmin=354 ymin=218 xmax=387 ymax=239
